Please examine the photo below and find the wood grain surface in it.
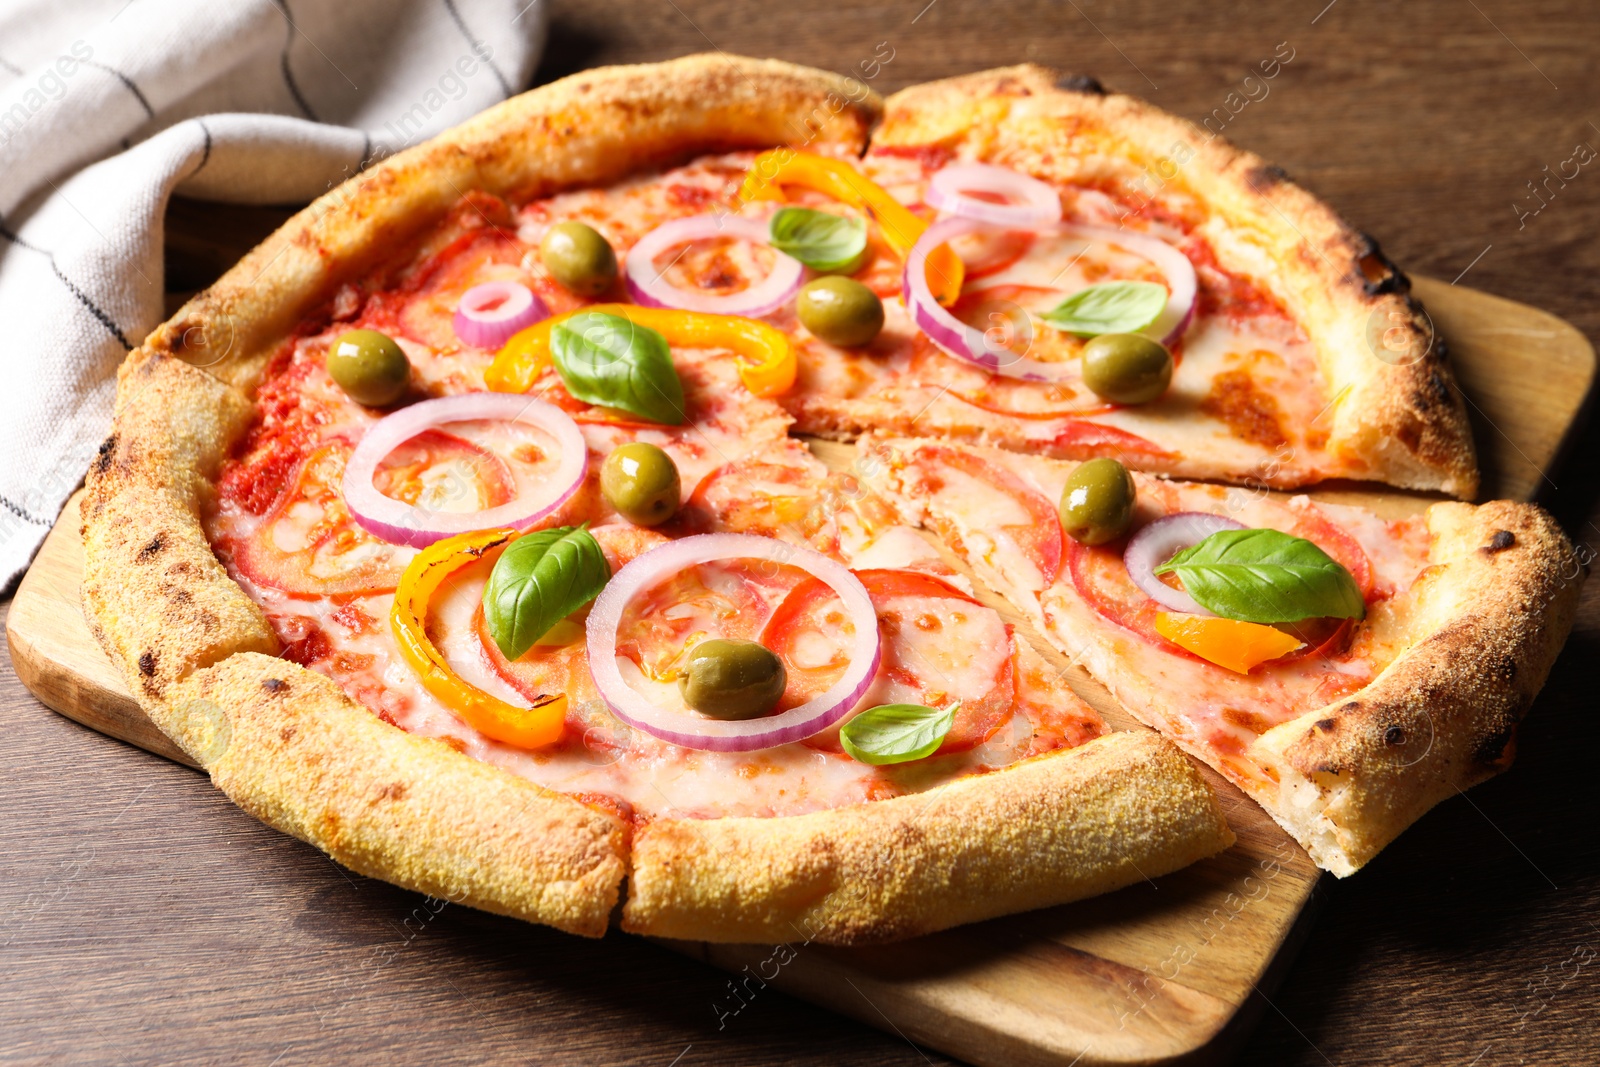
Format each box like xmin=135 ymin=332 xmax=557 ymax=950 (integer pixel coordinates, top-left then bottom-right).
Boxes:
xmin=5 ymin=2 xmax=1600 ymax=1064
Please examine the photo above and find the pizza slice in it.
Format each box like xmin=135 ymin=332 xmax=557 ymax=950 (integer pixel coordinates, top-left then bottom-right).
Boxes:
xmin=860 ymin=434 xmax=1580 ymax=875
xmin=758 ymin=65 xmax=1477 ymax=496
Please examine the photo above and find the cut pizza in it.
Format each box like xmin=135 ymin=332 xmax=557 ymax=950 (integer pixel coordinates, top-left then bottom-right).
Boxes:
xmin=74 ymin=53 xmax=1575 ymax=946
xmin=858 ymin=434 xmax=1580 ymax=875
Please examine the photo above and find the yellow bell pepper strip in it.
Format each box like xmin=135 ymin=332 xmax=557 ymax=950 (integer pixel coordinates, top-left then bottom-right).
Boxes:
xmin=391 ymin=527 xmax=566 ymax=749
xmin=1154 ymin=612 xmax=1304 ymax=675
xmin=739 ymin=149 xmax=965 ymax=306
xmin=485 ymin=303 xmax=796 ymax=399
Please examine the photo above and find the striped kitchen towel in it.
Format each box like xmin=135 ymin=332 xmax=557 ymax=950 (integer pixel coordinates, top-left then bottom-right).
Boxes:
xmin=0 ymin=0 xmax=546 ymax=589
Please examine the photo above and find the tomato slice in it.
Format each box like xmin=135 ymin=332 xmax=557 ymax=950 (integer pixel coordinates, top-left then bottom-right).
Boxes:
xmin=1049 ymin=419 xmax=1175 ymax=461
xmin=612 ymin=558 xmax=810 ymax=685
xmin=232 ymin=442 xmax=412 ymax=599
xmin=231 ymin=427 xmax=519 ymax=600
xmin=762 ymin=568 xmax=1014 ymax=755
xmin=1286 ymin=502 xmax=1376 ymax=600
xmin=1065 ymin=536 xmax=1168 ymax=647
xmin=683 ymin=457 xmax=841 ymax=550
xmin=372 ymin=428 xmax=516 ymax=513
xmin=477 ymin=525 xmax=670 ymax=707
xmin=950 ymin=230 xmax=1037 ymax=281
xmin=1066 ymin=501 xmax=1375 ymax=667
xmin=903 ymin=446 xmax=1063 ymax=587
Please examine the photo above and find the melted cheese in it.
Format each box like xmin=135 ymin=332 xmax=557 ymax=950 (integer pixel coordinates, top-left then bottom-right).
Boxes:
xmin=206 ymin=153 xmax=1107 ymax=821
xmin=767 ymin=152 xmax=1346 ymax=486
xmin=880 ymin=440 xmax=1435 ymax=792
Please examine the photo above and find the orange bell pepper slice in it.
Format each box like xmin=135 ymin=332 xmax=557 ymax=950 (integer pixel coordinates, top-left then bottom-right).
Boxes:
xmin=1154 ymin=612 xmax=1303 ymax=675
xmin=485 ymin=303 xmax=795 ymax=399
xmin=739 ymin=149 xmax=964 ymax=306
xmin=391 ymin=527 xmax=566 ymax=749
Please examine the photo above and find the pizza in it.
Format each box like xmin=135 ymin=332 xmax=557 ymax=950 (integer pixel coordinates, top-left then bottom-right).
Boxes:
xmin=859 ymin=435 xmax=1580 ymax=875
xmin=751 ymin=66 xmax=1477 ymax=496
xmin=75 ymin=55 xmax=1575 ymax=945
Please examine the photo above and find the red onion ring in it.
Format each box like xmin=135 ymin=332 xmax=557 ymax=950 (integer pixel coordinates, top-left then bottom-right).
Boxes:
xmin=342 ymin=393 xmax=587 ymax=548
xmin=623 ymin=215 xmax=804 ymax=317
xmin=1123 ymin=512 xmax=1246 ymax=615
xmin=903 ymin=218 xmax=1199 ymax=382
xmin=926 ymin=162 xmax=1063 ymax=229
xmin=453 ymin=281 xmax=550 ymax=350
xmin=586 ymin=534 xmax=881 ymax=752
xmin=1065 ymin=224 xmax=1198 ymax=346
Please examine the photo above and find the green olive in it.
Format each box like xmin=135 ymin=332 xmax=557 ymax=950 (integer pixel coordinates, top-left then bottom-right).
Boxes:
xmin=326 ymin=329 xmax=411 ymax=406
xmin=1059 ymin=458 xmax=1137 ymax=545
xmin=679 ymin=638 xmax=787 ymax=720
xmin=1080 ymin=333 xmax=1174 ymax=405
xmin=796 ymin=276 xmax=884 ymax=348
xmin=600 ymin=442 xmax=681 ymax=526
xmin=540 ymin=221 xmax=618 ymax=297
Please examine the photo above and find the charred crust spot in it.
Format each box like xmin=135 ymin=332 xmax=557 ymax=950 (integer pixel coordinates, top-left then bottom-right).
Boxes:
xmin=1055 ymin=74 xmax=1106 ymax=95
xmin=136 ymin=533 xmax=166 ymax=562
xmin=94 ymin=434 xmax=117 ymax=474
xmin=1383 ymin=725 xmax=1407 ymax=747
xmin=137 ymin=650 xmax=156 ymax=677
xmin=1315 ymin=717 xmax=1337 ymax=733
xmin=374 ymin=783 xmax=407 ymax=802
xmin=1483 ymin=530 xmax=1517 ymax=555
xmin=1356 ymin=235 xmax=1408 ymax=295
xmin=1495 ymin=656 xmax=1518 ymax=683
xmin=262 ymin=678 xmax=289 ymax=694
xmin=1475 ymin=725 xmax=1517 ymax=766
xmin=1339 ymin=701 xmax=1363 ymax=716
xmin=1396 ymin=417 xmax=1424 ymax=453
xmin=1312 ymin=761 xmax=1343 ymax=776
xmin=1414 ymin=367 xmax=1451 ymax=411
xmin=1247 ymin=164 xmax=1292 ymax=192
xmin=1356 ymin=234 xmax=1412 ymax=296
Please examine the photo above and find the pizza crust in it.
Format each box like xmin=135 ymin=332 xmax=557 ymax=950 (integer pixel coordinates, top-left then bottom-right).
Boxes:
xmin=148 ymin=53 xmax=882 ymax=396
xmin=80 ymin=55 xmax=1236 ymax=943
xmin=1249 ymin=500 xmax=1582 ymax=875
xmin=624 ymin=729 xmax=1232 ymax=944
xmin=868 ymin=65 xmax=1477 ymax=498
xmin=174 ymin=653 xmax=630 ymax=936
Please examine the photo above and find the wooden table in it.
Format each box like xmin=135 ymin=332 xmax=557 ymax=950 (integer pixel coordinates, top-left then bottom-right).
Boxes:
xmin=5 ymin=2 xmax=1599 ymax=1063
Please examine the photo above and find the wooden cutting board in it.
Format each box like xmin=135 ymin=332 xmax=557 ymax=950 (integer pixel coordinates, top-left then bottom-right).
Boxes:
xmin=7 ymin=276 xmax=1592 ymax=1067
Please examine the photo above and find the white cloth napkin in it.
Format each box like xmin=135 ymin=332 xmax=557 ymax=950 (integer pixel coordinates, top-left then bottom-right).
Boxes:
xmin=0 ymin=0 xmax=547 ymax=589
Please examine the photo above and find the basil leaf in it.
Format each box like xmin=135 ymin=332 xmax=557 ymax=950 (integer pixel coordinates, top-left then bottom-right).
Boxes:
xmin=839 ymin=701 xmax=959 ymax=765
xmin=1154 ymin=528 xmax=1365 ymax=624
xmin=1040 ymin=280 xmax=1167 ymax=337
xmin=768 ymin=207 xmax=869 ymax=273
xmin=550 ymin=312 xmax=686 ymax=425
xmin=483 ymin=525 xmax=611 ymax=661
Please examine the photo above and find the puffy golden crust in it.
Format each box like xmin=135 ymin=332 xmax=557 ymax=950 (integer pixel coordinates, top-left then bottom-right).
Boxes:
xmin=81 ymin=351 xmax=279 ymax=704
xmin=149 ymin=54 xmax=880 ymax=393
xmin=171 ymin=654 xmax=628 ymax=937
xmin=1250 ymin=500 xmax=1582 ymax=875
xmin=872 ymin=65 xmax=1477 ymax=498
xmin=622 ymin=730 xmax=1233 ymax=945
